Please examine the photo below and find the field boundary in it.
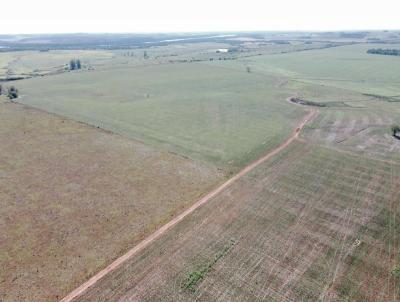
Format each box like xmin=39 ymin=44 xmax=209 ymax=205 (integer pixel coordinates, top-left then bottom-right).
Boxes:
xmin=6 ymin=99 xmax=212 ymax=168
xmin=60 ymin=104 xmax=317 ymax=302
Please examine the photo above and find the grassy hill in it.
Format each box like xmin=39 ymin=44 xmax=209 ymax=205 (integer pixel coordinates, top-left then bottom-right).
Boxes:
xmin=17 ymin=62 xmax=305 ymax=172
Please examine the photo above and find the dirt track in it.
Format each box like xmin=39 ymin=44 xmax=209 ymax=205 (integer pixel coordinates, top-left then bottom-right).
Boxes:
xmin=60 ymin=106 xmax=318 ymax=302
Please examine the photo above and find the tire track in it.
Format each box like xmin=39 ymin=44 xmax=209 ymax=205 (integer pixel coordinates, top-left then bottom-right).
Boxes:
xmin=60 ymin=104 xmax=318 ymax=302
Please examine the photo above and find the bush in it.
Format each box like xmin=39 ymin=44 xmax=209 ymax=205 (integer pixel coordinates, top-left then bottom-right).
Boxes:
xmin=392 ymin=267 xmax=400 ymax=277
xmin=391 ymin=125 xmax=400 ymax=137
xmin=184 ymin=271 xmax=204 ymax=290
xmin=7 ymin=86 xmax=18 ymax=99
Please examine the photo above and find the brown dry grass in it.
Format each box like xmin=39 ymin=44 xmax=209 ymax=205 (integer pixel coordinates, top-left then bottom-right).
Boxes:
xmin=0 ymin=101 xmax=223 ymax=302
xmin=75 ymin=141 xmax=400 ymax=302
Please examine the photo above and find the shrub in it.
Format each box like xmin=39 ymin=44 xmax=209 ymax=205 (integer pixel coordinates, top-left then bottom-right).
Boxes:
xmin=391 ymin=125 xmax=400 ymax=137
xmin=392 ymin=267 xmax=400 ymax=277
xmin=184 ymin=271 xmax=204 ymax=290
xmin=7 ymin=86 xmax=18 ymax=99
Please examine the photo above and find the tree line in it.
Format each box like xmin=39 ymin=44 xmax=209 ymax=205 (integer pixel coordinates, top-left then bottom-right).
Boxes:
xmin=367 ymin=49 xmax=400 ymax=56
xmin=0 ymin=84 xmax=18 ymax=99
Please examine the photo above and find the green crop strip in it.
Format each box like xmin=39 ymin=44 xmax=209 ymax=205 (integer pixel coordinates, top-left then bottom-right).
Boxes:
xmin=392 ymin=267 xmax=400 ymax=277
xmin=184 ymin=238 xmax=237 ymax=291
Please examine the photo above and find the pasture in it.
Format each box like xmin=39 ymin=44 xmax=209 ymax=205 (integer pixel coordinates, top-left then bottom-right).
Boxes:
xmin=243 ymin=43 xmax=400 ymax=97
xmin=213 ymin=41 xmax=400 ymax=161
xmin=76 ymin=141 xmax=400 ymax=301
xmin=1 ymin=37 xmax=400 ymax=302
xmin=0 ymin=100 xmax=222 ymax=302
xmin=0 ymin=50 xmax=117 ymax=79
xmin=16 ymin=62 xmax=305 ymax=171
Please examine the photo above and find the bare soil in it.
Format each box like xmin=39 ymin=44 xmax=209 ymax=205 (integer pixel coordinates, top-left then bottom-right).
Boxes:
xmin=75 ymin=140 xmax=400 ymax=302
xmin=0 ymin=101 xmax=223 ymax=302
xmin=61 ymin=107 xmax=317 ymax=302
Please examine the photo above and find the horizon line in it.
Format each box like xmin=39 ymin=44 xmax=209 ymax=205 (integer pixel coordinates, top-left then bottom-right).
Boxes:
xmin=1 ymin=28 xmax=399 ymax=36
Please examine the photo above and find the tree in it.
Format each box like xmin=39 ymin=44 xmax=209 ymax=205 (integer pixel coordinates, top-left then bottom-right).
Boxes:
xmin=69 ymin=59 xmax=76 ymax=70
xmin=391 ymin=125 xmax=400 ymax=137
xmin=69 ymin=59 xmax=82 ymax=70
xmin=367 ymin=48 xmax=400 ymax=56
xmin=7 ymin=86 xmax=18 ymax=99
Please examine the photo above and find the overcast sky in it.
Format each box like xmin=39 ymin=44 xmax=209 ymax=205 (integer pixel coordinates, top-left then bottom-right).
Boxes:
xmin=1 ymin=0 xmax=399 ymax=34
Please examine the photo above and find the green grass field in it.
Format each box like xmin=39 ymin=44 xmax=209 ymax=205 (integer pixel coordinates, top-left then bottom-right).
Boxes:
xmin=15 ymin=43 xmax=400 ymax=169
xmin=208 ymin=42 xmax=400 ymax=161
xmin=16 ymin=62 xmax=305 ymax=171
xmin=0 ymin=50 xmax=117 ymax=78
xmin=243 ymin=43 xmax=400 ymax=97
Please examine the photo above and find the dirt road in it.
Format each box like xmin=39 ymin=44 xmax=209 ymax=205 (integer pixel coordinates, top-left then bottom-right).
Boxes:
xmin=60 ymin=107 xmax=318 ymax=302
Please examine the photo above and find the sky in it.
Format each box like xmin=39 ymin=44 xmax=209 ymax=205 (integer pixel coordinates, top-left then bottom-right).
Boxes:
xmin=1 ymin=0 xmax=399 ymax=34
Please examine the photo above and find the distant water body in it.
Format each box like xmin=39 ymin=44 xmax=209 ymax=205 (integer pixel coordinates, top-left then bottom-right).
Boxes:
xmin=145 ymin=34 xmax=236 ymax=44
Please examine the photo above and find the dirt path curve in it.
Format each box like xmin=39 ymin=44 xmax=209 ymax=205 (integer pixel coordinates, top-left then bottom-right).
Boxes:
xmin=60 ymin=106 xmax=318 ymax=302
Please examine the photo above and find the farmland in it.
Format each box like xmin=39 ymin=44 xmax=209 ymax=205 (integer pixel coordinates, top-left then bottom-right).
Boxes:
xmin=241 ymin=43 xmax=400 ymax=97
xmin=16 ymin=62 xmax=305 ymax=171
xmin=0 ymin=99 xmax=222 ymax=301
xmin=75 ymin=141 xmax=400 ymax=301
xmin=302 ymin=101 xmax=400 ymax=162
xmin=1 ymin=31 xmax=400 ymax=302
xmin=0 ymin=50 xmax=116 ymax=79
xmin=13 ymin=42 xmax=400 ymax=169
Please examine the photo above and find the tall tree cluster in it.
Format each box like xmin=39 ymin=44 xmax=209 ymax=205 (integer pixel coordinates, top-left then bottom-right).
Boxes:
xmin=367 ymin=49 xmax=400 ymax=56
xmin=69 ymin=59 xmax=82 ymax=70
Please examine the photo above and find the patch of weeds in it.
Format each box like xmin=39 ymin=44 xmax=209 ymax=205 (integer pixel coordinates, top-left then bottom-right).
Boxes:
xmin=185 ymin=270 xmax=204 ymax=290
xmin=290 ymin=97 xmax=327 ymax=107
xmin=183 ymin=238 xmax=236 ymax=291
xmin=337 ymin=279 xmax=354 ymax=298
xmin=289 ymin=97 xmax=350 ymax=107
xmin=326 ymin=247 xmax=336 ymax=258
xmin=304 ymin=124 xmax=317 ymax=130
xmin=391 ymin=266 xmax=400 ymax=277
xmin=363 ymin=93 xmax=400 ymax=102
xmin=305 ymin=266 xmax=321 ymax=280
xmin=324 ymin=101 xmax=351 ymax=107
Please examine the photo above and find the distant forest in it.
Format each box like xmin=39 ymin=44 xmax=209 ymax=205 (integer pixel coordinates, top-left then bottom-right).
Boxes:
xmin=0 ymin=31 xmax=399 ymax=52
xmin=367 ymin=48 xmax=400 ymax=56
